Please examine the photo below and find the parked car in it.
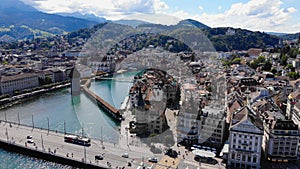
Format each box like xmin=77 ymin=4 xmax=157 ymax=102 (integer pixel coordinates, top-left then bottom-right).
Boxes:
xmin=27 ymin=139 xmax=34 ymax=144
xmin=95 ymin=155 xmax=104 ymax=160
xmin=122 ymin=153 xmax=129 ymax=158
xmin=148 ymin=157 xmax=158 ymax=163
xmin=27 ymin=135 xmax=32 ymax=139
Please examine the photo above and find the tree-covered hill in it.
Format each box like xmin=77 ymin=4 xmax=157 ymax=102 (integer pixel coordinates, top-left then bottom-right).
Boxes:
xmin=202 ymin=27 xmax=279 ymax=51
xmin=0 ymin=0 xmax=97 ymax=42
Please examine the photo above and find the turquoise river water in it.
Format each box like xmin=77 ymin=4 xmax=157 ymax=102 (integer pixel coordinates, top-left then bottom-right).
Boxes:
xmin=0 ymin=72 xmax=135 ymax=169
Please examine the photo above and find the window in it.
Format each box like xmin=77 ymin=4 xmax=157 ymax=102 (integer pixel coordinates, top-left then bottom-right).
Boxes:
xmin=231 ymin=152 xmax=235 ymax=159
xmin=253 ymin=157 xmax=256 ymax=163
xmin=248 ymin=156 xmax=251 ymax=162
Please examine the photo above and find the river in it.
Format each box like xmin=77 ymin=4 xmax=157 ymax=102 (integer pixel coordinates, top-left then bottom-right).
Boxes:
xmin=0 ymin=72 xmax=135 ymax=169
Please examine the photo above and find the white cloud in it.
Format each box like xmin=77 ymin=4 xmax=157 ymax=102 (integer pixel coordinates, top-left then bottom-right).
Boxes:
xmin=21 ymin=0 xmax=168 ymax=20
xmin=170 ymin=0 xmax=299 ymax=33
xmin=21 ymin=0 xmax=300 ymax=32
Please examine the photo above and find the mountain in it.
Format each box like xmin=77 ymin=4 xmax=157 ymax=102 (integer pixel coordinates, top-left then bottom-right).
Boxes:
xmin=279 ymin=33 xmax=300 ymax=41
xmin=202 ymin=27 xmax=279 ymax=51
xmin=267 ymin=32 xmax=287 ymax=36
xmin=56 ymin=12 xmax=107 ymax=23
xmin=63 ymin=22 xmax=279 ymax=52
xmin=0 ymin=0 xmax=97 ymax=41
xmin=0 ymin=0 xmax=37 ymax=12
xmin=177 ymin=19 xmax=210 ymax=29
xmin=113 ymin=19 xmax=150 ymax=27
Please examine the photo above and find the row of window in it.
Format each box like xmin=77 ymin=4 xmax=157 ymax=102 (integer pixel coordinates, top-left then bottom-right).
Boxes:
xmin=233 ymin=133 xmax=260 ymax=140
xmin=230 ymin=152 xmax=257 ymax=163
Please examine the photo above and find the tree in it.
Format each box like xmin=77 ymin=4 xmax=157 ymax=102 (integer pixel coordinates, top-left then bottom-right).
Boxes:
xmin=288 ymin=72 xmax=299 ymax=80
xmin=262 ymin=61 xmax=272 ymax=71
xmin=232 ymin=58 xmax=241 ymax=64
xmin=271 ymin=68 xmax=277 ymax=75
xmin=280 ymin=54 xmax=288 ymax=66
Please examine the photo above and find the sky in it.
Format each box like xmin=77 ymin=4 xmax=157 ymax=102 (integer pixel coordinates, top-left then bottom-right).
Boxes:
xmin=21 ymin=0 xmax=300 ymax=33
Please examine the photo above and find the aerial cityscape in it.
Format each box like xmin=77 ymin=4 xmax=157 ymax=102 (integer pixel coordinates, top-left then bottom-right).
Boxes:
xmin=0 ymin=0 xmax=300 ymax=169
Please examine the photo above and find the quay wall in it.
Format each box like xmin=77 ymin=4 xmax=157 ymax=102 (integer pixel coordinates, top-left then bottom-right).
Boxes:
xmin=81 ymin=79 xmax=123 ymax=121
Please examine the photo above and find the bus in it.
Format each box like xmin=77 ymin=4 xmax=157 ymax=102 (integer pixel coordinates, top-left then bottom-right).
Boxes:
xmin=64 ymin=134 xmax=91 ymax=146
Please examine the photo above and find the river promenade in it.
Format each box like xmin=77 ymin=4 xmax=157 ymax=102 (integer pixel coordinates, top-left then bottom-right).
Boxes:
xmin=0 ymin=120 xmax=159 ymax=169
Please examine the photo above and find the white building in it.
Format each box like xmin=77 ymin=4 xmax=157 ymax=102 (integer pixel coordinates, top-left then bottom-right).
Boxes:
xmin=228 ymin=106 xmax=264 ymax=169
xmin=198 ymin=104 xmax=226 ymax=147
xmin=177 ymin=96 xmax=199 ymax=145
xmin=0 ymin=73 xmax=39 ymax=95
xmin=287 ymin=90 xmax=300 ymax=129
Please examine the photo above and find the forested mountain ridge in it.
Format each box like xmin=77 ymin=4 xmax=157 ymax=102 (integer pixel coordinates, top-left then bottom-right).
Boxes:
xmin=0 ymin=0 xmax=97 ymax=42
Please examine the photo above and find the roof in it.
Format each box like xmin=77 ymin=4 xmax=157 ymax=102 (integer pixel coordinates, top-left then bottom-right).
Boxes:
xmin=0 ymin=73 xmax=38 ymax=83
xmin=229 ymin=100 xmax=243 ymax=113
xmin=70 ymin=66 xmax=80 ymax=78
xmin=288 ymin=90 xmax=300 ymax=100
xmin=273 ymin=120 xmax=298 ymax=130
xmin=231 ymin=106 xmax=263 ymax=131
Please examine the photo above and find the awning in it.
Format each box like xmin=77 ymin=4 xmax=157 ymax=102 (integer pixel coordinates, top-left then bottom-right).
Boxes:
xmin=192 ymin=149 xmax=215 ymax=158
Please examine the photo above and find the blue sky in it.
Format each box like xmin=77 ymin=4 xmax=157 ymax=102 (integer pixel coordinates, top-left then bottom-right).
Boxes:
xmin=22 ymin=0 xmax=300 ymax=33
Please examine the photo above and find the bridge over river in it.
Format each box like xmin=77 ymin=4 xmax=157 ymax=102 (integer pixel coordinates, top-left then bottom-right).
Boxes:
xmin=0 ymin=121 xmax=161 ymax=169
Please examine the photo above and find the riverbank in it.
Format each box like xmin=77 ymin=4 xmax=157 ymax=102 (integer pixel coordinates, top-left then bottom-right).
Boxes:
xmin=0 ymin=82 xmax=70 ymax=110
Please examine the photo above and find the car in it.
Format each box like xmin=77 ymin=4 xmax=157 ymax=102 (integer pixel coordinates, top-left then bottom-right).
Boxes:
xmin=121 ymin=153 xmax=129 ymax=158
xmin=27 ymin=135 xmax=32 ymax=139
xmin=148 ymin=157 xmax=158 ymax=163
xmin=95 ymin=155 xmax=104 ymax=160
xmin=27 ymin=139 xmax=34 ymax=143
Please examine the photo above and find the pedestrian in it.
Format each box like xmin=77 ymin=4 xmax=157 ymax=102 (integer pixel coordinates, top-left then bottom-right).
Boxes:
xmin=71 ymin=153 xmax=73 ymax=157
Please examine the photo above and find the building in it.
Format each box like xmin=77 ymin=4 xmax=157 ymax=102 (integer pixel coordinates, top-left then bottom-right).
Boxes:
xmin=177 ymin=96 xmax=200 ymax=145
xmin=286 ymin=91 xmax=300 ymax=159
xmin=286 ymin=90 xmax=300 ymax=128
xmin=198 ymin=104 xmax=227 ymax=148
xmin=70 ymin=66 xmax=81 ymax=96
xmin=88 ymin=55 xmax=116 ymax=73
xmin=129 ymin=86 xmax=168 ymax=135
xmin=254 ymin=100 xmax=300 ymax=162
xmin=263 ymin=119 xmax=299 ymax=162
xmin=0 ymin=73 xmax=39 ymax=95
xmin=228 ymin=106 xmax=264 ymax=169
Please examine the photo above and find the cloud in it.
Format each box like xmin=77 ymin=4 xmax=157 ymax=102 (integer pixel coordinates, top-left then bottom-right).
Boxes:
xmin=171 ymin=0 xmax=299 ymax=33
xmin=21 ymin=0 xmax=168 ymax=20
xmin=21 ymin=0 xmax=299 ymax=33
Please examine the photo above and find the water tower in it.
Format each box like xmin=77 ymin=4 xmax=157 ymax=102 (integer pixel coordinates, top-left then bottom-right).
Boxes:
xmin=70 ymin=66 xmax=81 ymax=96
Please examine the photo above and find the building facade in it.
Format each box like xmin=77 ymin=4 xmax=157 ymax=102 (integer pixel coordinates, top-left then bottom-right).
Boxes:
xmin=228 ymin=106 xmax=264 ymax=169
xmin=0 ymin=73 xmax=39 ymax=95
xmin=198 ymin=104 xmax=226 ymax=148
